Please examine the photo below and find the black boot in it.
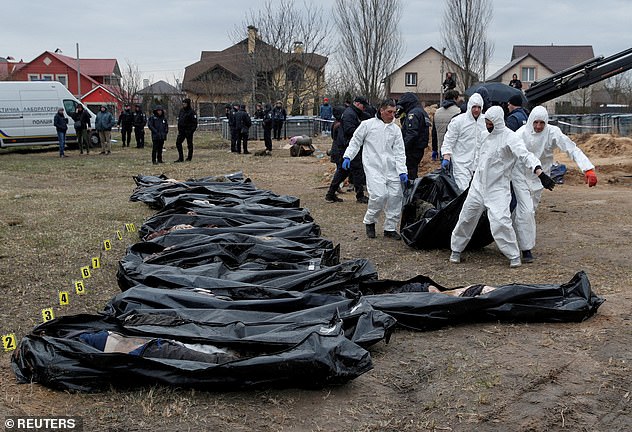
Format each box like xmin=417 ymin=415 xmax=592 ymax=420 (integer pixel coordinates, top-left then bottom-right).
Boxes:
xmin=365 ymin=223 xmax=376 ymax=239
xmin=384 ymin=230 xmax=402 ymax=240
xmin=325 ymin=193 xmax=343 ymax=202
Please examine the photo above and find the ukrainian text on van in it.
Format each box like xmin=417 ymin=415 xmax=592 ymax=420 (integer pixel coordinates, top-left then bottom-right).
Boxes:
xmin=0 ymin=81 xmax=98 ymax=148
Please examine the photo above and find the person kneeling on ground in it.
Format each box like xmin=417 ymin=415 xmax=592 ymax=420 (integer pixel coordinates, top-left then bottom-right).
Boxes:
xmin=341 ymin=99 xmax=408 ymax=240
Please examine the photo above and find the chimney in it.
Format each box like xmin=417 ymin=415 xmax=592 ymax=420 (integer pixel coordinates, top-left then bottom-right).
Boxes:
xmin=247 ymin=25 xmax=258 ymax=55
xmin=293 ymin=41 xmax=304 ymax=54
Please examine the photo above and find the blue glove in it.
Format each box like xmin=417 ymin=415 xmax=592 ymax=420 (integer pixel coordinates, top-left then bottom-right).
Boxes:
xmin=341 ymin=157 xmax=351 ymax=170
xmin=441 ymin=159 xmax=450 ymax=171
xmin=431 ymin=151 xmax=438 ymax=161
xmin=399 ymin=173 xmax=408 ymax=184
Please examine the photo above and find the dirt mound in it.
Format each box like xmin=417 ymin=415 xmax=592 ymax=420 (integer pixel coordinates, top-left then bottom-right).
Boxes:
xmin=570 ymin=133 xmax=632 ymax=158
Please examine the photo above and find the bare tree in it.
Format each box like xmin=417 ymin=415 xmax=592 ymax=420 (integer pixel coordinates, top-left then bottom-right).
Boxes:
xmin=602 ymin=70 xmax=632 ymax=105
xmin=110 ymin=60 xmax=144 ymax=107
xmin=333 ymin=0 xmax=402 ymax=103
xmin=233 ymin=0 xmax=332 ymax=114
xmin=440 ymin=0 xmax=494 ymax=89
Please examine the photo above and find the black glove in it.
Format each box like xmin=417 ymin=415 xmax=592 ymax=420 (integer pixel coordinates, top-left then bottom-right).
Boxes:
xmin=538 ymin=172 xmax=555 ymax=191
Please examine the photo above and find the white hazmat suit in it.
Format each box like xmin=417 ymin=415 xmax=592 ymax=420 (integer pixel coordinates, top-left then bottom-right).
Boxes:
xmin=511 ymin=106 xmax=595 ymax=251
xmin=343 ymin=116 xmax=407 ymax=232
xmin=441 ymin=93 xmax=488 ymax=192
xmin=451 ymin=106 xmax=542 ymax=263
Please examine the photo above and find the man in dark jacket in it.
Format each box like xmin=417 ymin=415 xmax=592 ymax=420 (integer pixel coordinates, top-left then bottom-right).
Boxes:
xmin=148 ymin=105 xmax=168 ymax=165
xmin=132 ymin=104 xmax=147 ymax=148
xmin=174 ymin=98 xmax=198 ymax=162
xmin=505 ymin=94 xmax=528 ymax=132
xmin=54 ymin=107 xmax=68 ymax=158
xmin=117 ymin=104 xmax=134 ymax=147
xmin=324 ymin=96 xmax=369 ymax=203
xmin=262 ymin=104 xmax=273 ymax=154
xmin=71 ymin=104 xmax=92 ymax=154
xmin=234 ymin=105 xmax=252 ymax=154
xmin=271 ymin=101 xmax=286 ymax=140
xmin=228 ymin=103 xmax=240 ymax=153
xmin=398 ymin=92 xmax=430 ymax=180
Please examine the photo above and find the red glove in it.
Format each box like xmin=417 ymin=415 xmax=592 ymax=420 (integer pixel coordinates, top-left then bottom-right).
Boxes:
xmin=584 ymin=169 xmax=597 ymax=187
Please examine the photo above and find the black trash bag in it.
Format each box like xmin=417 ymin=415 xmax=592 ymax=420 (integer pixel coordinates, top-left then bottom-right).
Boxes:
xmin=11 ymin=313 xmax=373 ymax=393
xmin=117 ymin=256 xmax=378 ymax=294
xmin=362 ymin=271 xmax=604 ymax=331
xmin=104 ymin=292 xmax=396 ymax=349
xmin=143 ymin=222 xmax=321 ymax=243
xmin=125 ymin=232 xmax=341 ymax=269
xmin=400 ymin=171 xmax=494 ymax=250
xmin=130 ymin=174 xmax=299 ymax=210
xmin=138 ymin=204 xmax=315 ymax=240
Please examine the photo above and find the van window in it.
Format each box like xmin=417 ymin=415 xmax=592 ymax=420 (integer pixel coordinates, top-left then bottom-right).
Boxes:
xmin=63 ymin=99 xmax=78 ymax=115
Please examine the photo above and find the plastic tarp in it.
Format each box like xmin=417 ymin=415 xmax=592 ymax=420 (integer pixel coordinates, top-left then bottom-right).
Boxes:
xmin=362 ymin=271 xmax=604 ymax=331
xmin=400 ymin=171 xmax=494 ymax=249
xmin=11 ymin=314 xmax=374 ymax=392
xmin=11 ymin=172 xmax=605 ymax=393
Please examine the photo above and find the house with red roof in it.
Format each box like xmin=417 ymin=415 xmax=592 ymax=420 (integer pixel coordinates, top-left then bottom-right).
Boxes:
xmin=10 ymin=51 xmax=124 ymax=114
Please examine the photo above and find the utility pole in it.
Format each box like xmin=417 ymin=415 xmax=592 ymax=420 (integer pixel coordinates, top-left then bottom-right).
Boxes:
xmin=440 ymin=47 xmax=446 ymax=104
xmin=76 ymin=43 xmax=81 ymax=99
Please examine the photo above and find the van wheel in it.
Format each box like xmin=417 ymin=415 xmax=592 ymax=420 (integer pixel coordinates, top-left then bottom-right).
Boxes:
xmin=90 ymin=132 xmax=100 ymax=147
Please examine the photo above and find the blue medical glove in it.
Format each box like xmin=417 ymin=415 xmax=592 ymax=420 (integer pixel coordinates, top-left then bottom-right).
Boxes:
xmin=399 ymin=173 xmax=408 ymax=184
xmin=431 ymin=151 xmax=438 ymax=161
xmin=341 ymin=157 xmax=351 ymax=170
xmin=441 ymin=159 xmax=450 ymax=171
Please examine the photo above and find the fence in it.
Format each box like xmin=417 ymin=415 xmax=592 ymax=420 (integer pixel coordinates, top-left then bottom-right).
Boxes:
xmin=550 ymin=113 xmax=632 ymax=136
xmin=221 ymin=117 xmax=335 ymax=140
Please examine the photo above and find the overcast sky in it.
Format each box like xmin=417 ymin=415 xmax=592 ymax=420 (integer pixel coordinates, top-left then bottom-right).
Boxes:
xmin=4 ymin=0 xmax=631 ymax=85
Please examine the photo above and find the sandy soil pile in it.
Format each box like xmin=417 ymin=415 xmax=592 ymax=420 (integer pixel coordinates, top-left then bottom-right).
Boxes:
xmin=570 ymin=133 xmax=632 ymax=158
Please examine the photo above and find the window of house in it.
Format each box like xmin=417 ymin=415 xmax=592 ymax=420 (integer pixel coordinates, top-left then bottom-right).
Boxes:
xmin=405 ymin=72 xmax=417 ymax=86
xmin=41 ymin=74 xmax=54 ymax=81
xmin=521 ymin=67 xmax=535 ymax=82
xmin=56 ymin=74 xmax=68 ymax=87
xmin=28 ymin=74 xmax=40 ymax=81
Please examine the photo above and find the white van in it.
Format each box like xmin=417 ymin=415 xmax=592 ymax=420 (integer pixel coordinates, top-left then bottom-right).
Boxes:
xmin=0 ymin=81 xmax=99 ymax=148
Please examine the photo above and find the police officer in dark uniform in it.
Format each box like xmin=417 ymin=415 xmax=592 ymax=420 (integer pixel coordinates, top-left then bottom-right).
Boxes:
xmin=324 ymin=96 xmax=369 ymax=203
xmin=398 ymin=92 xmax=430 ymax=180
xmin=228 ymin=103 xmax=240 ymax=153
xmin=174 ymin=98 xmax=198 ymax=162
xmin=132 ymin=104 xmax=147 ymax=148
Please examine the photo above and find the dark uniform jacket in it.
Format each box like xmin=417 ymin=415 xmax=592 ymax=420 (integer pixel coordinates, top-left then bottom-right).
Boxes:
xmin=398 ymin=92 xmax=430 ymax=152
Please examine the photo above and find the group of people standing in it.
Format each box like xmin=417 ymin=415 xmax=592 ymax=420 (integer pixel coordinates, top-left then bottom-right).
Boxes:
xmin=227 ymin=101 xmax=287 ymax=155
xmin=322 ymin=84 xmax=598 ymax=268
xmin=438 ymin=88 xmax=597 ymax=267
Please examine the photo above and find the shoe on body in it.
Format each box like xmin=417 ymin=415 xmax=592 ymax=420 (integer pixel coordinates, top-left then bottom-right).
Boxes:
xmin=449 ymin=251 xmax=461 ymax=263
xmin=365 ymin=223 xmax=376 ymax=239
xmin=383 ymin=230 xmax=402 ymax=240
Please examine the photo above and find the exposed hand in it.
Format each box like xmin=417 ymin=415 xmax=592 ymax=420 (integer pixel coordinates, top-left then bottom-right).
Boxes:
xmin=538 ymin=172 xmax=556 ymax=191
xmin=341 ymin=157 xmax=351 ymax=170
xmin=584 ymin=169 xmax=598 ymax=187
xmin=431 ymin=151 xmax=438 ymax=161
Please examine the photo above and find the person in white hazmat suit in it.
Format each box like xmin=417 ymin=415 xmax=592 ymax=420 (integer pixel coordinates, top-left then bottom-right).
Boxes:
xmin=440 ymin=93 xmax=488 ymax=192
xmin=342 ymin=99 xmax=408 ymax=240
xmin=511 ymin=106 xmax=598 ymax=263
xmin=449 ymin=106 xmax=556 ymax=267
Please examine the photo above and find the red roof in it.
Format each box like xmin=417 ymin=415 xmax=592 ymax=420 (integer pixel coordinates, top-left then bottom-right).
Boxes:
xmin=48 ymin=52 xmax=118 ymax=77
